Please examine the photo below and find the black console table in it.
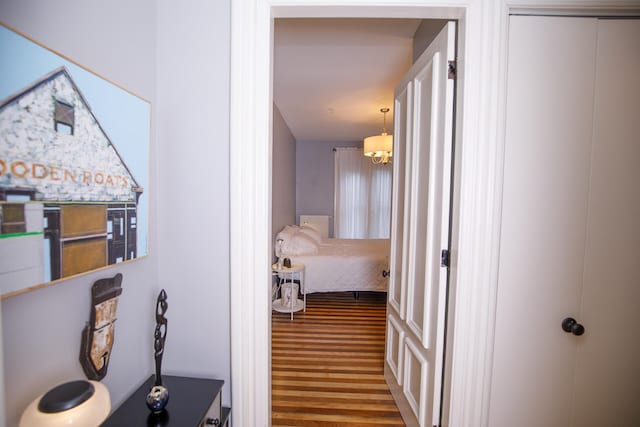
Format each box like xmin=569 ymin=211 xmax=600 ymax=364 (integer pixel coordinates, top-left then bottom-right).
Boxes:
xmin=102 ymin=375 xmax=230 ymax=426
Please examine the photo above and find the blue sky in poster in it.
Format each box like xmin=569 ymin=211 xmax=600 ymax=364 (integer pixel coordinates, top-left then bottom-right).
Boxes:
xmin=0 ymin=25 xmax=150 ymax=256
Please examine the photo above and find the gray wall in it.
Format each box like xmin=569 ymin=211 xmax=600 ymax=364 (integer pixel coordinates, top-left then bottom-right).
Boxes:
xmin=0 ymin=0 xmax=231 ymax=425
xmin=412 ymin=19 xmax=448 ymax=63
xmin=272 ymin=105 xmax=297 ymax=247
xmin=295 ymin=140 xmax=362 ymax=238
xmin=155 ymin=0 xmax=231 ymax=402
xmin=0 ymin=2 xmax=158 ymax=425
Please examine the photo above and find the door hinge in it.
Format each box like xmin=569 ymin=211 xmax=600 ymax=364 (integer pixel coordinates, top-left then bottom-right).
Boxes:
xmin=440 ymin=249 xmax=450 ymax=268
xmin=448 ymin=60 xmax=457 ymax=80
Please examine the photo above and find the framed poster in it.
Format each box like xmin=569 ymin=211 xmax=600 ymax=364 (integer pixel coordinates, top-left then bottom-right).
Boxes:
xmin=0 ymin=24 xmax=150 ymax=298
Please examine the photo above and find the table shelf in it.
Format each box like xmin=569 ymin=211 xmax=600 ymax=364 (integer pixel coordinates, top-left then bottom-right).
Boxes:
xmin=272 ymin=297 xmax=304 ymax=313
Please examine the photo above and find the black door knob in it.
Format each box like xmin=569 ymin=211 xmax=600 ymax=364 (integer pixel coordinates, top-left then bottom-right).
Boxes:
xmin=561 ymin=317 xmax=585 ymax=336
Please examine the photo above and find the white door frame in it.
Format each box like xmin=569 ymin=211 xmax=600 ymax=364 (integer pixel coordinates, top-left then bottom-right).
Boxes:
xmin=230 ymin=1 xmax=634 ymax=426
xmin=230 ymin=1 xmax=505 ymax=426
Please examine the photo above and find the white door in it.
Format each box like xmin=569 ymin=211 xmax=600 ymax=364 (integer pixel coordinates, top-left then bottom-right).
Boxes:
xmin=385 ymin=22 xmax=455 ymax=427
xmin=490 ymin=16 xmax=640 ymax=427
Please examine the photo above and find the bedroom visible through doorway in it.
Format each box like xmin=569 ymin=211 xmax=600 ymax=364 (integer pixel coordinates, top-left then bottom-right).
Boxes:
xmin=270 ymin=17 xmax=454 ymax=426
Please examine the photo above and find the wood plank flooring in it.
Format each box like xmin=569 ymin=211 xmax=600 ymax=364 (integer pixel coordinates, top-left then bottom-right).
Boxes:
xmin=271 ymin=291 xmax=405 ymax=427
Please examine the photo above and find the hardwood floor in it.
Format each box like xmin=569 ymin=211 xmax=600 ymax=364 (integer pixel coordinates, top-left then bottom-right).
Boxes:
xmin=271 ymin=291 xmax=405 ymax=427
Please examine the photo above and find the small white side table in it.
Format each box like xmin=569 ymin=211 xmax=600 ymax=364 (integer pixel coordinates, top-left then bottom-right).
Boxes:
xmin=271 ymin=263 xmax=305 ymax=320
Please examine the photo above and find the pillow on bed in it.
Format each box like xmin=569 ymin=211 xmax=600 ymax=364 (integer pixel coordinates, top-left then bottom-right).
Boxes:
xmin=281 ymin=224 xmax=299 ymax=238
xmin=275 ymin=225 xmax=298 ymax=244
xmin=299 ymin=225 xmax=323 ymax=244
xmin=281 ymin=231 xmax=319 ymax=256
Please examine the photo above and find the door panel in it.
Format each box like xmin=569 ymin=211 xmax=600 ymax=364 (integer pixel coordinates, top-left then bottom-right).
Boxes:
xmin=385 ymin=21 xmax=455 ymax=427
xmin=107 ymin=208 xmax=126 ymax=264
xmin=61 ymin=237 xmax=107 ymax=277
xmin=403 ymin=337 xmax=429 ymax=425
xmin=491 ymin=17 xmax=598 ymax=426
xmin=491 ymin=16 xmax=598 ymax=426
xmin=406 ymin=58 xmax=435 ymax=342
xmin=389 ymin=83 xmax=411 ymax=317
xmin=571 ymin=20 xmax=640 ymax=426
xmin=60 ymin=205 xmax=107 ymax=238
xmin=126 ymin=207 xmax=137 ymax=260
xmin=386 ymin=313 xmax=405 ymax=384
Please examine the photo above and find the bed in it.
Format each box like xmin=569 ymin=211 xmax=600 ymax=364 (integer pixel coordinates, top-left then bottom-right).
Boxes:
xmin=275 ymin=224 xmax=390 ymax=294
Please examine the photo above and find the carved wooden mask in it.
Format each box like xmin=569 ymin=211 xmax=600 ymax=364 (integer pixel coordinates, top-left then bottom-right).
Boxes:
xmin=79 ymin=273 xmax=123 ymax=380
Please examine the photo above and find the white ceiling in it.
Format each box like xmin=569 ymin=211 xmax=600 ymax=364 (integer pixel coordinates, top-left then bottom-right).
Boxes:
xmin=274 ymin=18 xmax=421 ymax=143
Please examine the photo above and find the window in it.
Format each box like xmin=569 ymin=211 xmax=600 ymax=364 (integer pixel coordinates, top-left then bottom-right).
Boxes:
xmin=334 ymin=147 xmax=391 ymax=238
xmin=54 ymin=100 xmax=75 ymax=135
xmin=0 ymin=203 xmax=26 ymax=234
xmin=0 ymin=188 xmax=35 ymax=202
xmin=0 ymin=190 xmax=35 ymax=235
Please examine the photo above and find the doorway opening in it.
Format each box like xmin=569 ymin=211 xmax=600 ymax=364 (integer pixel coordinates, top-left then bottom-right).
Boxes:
xmin=271 ymin=16 xmax=455 ymax=426
xmin=230 ymin=3 xmax=471 ymax=426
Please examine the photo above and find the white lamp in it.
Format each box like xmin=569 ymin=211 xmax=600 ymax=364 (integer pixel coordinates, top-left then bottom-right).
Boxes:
xmin=364 ymin=107 xmax=393 ymax=165
xmin=20 ymin=380 xmax=110 ymax=427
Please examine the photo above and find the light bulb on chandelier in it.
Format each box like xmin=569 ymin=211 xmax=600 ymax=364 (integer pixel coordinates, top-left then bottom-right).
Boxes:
xmin=363 ymin=107 xmax=393 ymax=165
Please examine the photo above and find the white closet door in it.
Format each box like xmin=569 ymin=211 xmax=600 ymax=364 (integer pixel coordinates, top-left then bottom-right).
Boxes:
xmin=491 ymin=16 xmax=640 ymax=427
xmin=385 ymin=21 xmax=455 ymax=427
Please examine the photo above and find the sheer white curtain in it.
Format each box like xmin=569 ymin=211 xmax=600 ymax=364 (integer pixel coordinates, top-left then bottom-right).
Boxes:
xmin=334 ymin=147 xmax=391 ymax=239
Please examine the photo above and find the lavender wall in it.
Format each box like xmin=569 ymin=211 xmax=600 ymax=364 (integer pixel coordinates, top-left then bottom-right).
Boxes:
xmin=272 ymin=105 xmax=297 ymax=246
xmin=0 ymin=0 xmax=233 ymax=425
xmin=295 ymin=140 xmax=361 ymax=238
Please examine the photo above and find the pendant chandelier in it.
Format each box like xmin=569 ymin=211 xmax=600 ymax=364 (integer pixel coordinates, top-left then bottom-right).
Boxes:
xmin=363 ymin=107 xmax=393 ymax=165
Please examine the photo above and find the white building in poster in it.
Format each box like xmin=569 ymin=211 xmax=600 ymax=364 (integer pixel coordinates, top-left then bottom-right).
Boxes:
xmin=0 ymin=67 xmax=143 ymax=295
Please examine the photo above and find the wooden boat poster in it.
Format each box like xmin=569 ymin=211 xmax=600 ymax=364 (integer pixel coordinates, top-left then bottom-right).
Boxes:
xmin=0 ymin=24 xmax=150 ymax=297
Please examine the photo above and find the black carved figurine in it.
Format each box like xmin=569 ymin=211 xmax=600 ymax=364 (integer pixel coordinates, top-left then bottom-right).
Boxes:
xmin=146 ymin=289 xmax=169 ymax=413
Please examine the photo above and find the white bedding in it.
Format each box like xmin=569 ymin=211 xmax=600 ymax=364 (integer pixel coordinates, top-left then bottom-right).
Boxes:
xmin=289 ymin=239 xmax=390 ymax=294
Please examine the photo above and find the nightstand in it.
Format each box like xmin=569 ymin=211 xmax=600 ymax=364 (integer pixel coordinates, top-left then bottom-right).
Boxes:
xmin=271 ymin=263 xmax=305 ymax=320
xmin=101 ymin=375 xmax=230 ymax=426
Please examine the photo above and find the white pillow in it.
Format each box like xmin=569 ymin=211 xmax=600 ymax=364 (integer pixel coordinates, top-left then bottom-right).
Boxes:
xmin=281 ymin=231 xmax=318 ymax=256
xmin=280 ymin=225 xmax=299 ymax=238
xmin=299 ymin=225 xmax=323 ymax=244
xmin=275 ymin=225 xmax=298 ymax=246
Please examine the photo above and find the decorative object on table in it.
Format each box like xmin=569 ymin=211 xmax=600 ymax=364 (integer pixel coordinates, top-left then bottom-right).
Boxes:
xmin=281 ymin=282 xmax=299 ymax=308
xmin=19 ymin=379 xmax=110 ymax=427
xmin=0 ymin=25 xmax=151 ymax=300
xmin=79 ymin=273 xmax=123 ymax=381
xmin=145 ymin=383 xmax=169 ymax=416
xmin=282 ymin=283 xmax=292 ymax=307
xmin=276 ymin=238 xmax=284 ymax=269
xmin=283 ymin=257 xmax=291 ymax=268
xmin=146 ymin=289 xmax=169 ymax=413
